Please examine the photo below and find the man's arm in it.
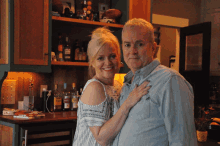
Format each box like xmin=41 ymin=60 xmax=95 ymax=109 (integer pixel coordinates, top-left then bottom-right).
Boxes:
xmin=160 ymin=75 xmax=198 ymax=146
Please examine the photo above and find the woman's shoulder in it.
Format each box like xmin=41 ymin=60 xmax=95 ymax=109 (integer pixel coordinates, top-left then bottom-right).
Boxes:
xmin=80 ymin=79 xmax=106 ymax=105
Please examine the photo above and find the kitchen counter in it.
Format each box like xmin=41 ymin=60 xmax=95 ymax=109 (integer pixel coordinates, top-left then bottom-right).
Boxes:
xmin=0 ymin=111 xmax=77 ymax=146
xmin=0 ymin=111 xmax=77 ymax=124
xmin=198 ymin=138 xmax=220 ymax=146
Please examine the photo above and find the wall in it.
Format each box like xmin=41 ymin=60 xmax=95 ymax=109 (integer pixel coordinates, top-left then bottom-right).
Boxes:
xmin=159 ymin=27 xmax=176 ymax=67
xmin=152 ymin=0 xmax=201 ymax=25
xmin=1 ymin=72 xmax=52 ymax=110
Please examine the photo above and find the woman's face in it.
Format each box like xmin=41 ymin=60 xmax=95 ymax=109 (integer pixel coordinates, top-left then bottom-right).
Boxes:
xmin=92 ymin=43 xmax=119 ymax=81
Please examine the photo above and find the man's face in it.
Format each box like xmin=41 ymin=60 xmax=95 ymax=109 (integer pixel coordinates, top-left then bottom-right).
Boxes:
xmin=122 ymin=26 xmax=156 ymax=73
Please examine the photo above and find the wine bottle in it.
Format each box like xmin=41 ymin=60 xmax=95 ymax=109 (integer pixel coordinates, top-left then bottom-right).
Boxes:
xmin=63 ymin=36 xmax=71 ymax=61
xmin=63 ymin=83 xmax=70 ymax=111
xmin=53 ymin=84 xmax=62 ymax=112
xmin=71 ymin=83 xmax=78 ymax=111
xmin=57 ymin=33 xmax=64 ymax=61
xmin=74 ymin=40 xmax=80 ymax=61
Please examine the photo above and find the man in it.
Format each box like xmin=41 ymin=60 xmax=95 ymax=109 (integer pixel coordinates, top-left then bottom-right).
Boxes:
xmin=113 ymin=18 xmax=198 ymax=146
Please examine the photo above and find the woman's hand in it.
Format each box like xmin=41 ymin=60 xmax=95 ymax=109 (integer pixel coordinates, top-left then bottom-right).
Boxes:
xmin=125 ymin=81 xmax=151 ymax=109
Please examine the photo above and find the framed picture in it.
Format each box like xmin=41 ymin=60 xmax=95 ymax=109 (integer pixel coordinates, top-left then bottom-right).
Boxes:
xmin=60 ymin=0 xmax=75 ymax=13
xmin=99 ymin=3 xmax=108 ymax=20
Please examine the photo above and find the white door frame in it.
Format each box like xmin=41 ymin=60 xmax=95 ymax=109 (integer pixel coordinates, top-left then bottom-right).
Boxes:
xmin=152 ymin=14 xmax=189 ymax=72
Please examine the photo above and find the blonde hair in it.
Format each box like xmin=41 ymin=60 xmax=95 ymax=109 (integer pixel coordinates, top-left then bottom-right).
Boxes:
xmin=87 ymin=27 xmax=121 ymax=78
xmin=122 ymin=18 xmax=155 ymax=45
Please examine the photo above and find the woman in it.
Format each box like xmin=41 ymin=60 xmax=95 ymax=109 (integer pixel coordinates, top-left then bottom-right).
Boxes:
xmin=73 ymin=27 xmax=150 ymax=146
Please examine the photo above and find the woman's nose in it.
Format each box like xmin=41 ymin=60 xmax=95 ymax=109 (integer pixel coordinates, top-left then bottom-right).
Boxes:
xmin=105 ymin=58 xmax=112 ymax=65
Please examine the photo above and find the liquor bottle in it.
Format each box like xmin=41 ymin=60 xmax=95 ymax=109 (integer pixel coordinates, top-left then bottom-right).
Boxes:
xmin=57 ymin=33 xmax=64 ymax=61
xmin=82 ymin=0 xmax=87 ymax=19
xmin=82 ymin=41 xmax=88 ymax=62
xmin=78 ymin=47 xmax=83 ymax=61
xmin=71 ymin=83 xmax=78 ymax=111
xmin=63 ymin=83 xmax=71 ymax=111
xmin=74 ymin=40 xmax=80 ymax=61
xmin=53 ymin=84 xmax=62 ymax=112
xmin=63 ymin=36 xmax=71 ymax=61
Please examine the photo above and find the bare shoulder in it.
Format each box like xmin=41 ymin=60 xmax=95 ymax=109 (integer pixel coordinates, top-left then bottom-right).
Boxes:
xmin=80 ymin=81 xmax=106 ymax=105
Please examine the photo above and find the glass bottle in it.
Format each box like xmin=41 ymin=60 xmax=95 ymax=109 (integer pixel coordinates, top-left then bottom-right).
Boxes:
xmin=63 ymin=83 xmax=70 ymax=111
xmin=74 ymin=40 xmax=80 ymax=61
xmin=53 ymin=84 xmax=62 ymax=112
xmin=57 ymin=34 xmax=64 ymax=61
xmin=63 ymin=36 xmax=71 ymax=61
xmin=71 ymin=83 xmax=78 ymax=111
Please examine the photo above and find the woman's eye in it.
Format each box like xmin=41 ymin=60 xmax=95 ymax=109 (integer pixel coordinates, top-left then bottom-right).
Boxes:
xmin=97 ymin=57 xmax=104 ymax=60
xmin=110 ymin=54 xmax=116 ymax=59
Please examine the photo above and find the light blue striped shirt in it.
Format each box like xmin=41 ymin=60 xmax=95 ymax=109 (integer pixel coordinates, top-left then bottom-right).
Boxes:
xmin=113 ymin=59 xmax=198 ymax=146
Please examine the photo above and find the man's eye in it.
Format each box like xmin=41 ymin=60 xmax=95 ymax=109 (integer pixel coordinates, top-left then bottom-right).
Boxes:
xmin=137 ymin=43 xmax=143 ymax=47
xmin=124 ymin=43 xmax=130 ymax=47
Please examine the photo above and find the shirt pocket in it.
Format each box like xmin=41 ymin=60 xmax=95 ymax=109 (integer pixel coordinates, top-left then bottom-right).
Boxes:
xmin=129 ymin=94 xmax=151 ymax=120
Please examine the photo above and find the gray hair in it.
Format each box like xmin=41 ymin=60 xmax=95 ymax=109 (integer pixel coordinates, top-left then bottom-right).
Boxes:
xmin=122 ymin=18 xmax=155 ymax=45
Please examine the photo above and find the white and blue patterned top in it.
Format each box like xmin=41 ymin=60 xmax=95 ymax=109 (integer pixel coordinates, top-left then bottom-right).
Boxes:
xmin=73 ymin=78 xmax=117 ymax=146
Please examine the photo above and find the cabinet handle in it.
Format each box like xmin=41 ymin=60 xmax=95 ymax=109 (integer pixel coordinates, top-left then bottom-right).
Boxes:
xmin=44 ymin=53 xmax=49 ymax=55
xmin=218 ymin=63 xmax=220 ymax=65
xmin=25 ymin=130 xmax=28 ymax=146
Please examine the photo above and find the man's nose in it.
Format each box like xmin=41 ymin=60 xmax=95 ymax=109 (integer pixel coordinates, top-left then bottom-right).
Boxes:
xmin=131 ymin=46 xmax=138 ymax=54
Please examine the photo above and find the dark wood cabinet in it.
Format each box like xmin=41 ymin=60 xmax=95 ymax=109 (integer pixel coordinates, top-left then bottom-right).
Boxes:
xmin=0 ymin=0 xmax=51 ymax=73
xmin=14 ymin=0 xmax=49 ymax=66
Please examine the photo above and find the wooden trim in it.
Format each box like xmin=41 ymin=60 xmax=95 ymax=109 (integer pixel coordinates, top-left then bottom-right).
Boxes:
xmin=52 ymin=16 xmax=124 ymax=28
xmin=129 ymin=0 xmax=133 ymax=20
xmin=51 ymin=61 xmax=89 ymax=66
xmin=14 ymin=0 xmax=20 ymax=64
xmin=0 ymin=0 xmax=9 ymax=64
xmin=152 ymin=14 xmax=189 ymax=28
xmin=129 ymin=0 xmax=151 ymax=22
xmin=43 ymin=0 xmax=49 ymax=65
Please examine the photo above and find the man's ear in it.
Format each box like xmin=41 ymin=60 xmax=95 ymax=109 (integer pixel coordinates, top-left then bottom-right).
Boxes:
xmin=152 ymin=42 xmax=158 ymax=59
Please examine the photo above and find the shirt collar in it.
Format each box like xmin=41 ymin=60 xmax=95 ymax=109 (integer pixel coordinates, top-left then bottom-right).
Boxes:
xmin=124 ymin=59 xmax=160 ymax=83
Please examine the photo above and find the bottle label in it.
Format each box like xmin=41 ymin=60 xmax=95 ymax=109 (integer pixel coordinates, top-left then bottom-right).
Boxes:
xmin=58 ymin=44 xmax=63 ymax=51
xmin=78 ymin=53 xmax=83 ymax=60
xmin=59 ymin=52 xmax=63 ymax=59
xmin=72 ymin=96 xmax=78 ymax=108
xmin=54 ymin=97 xmax=62 ymax=110
xmin=65 ymin=49 xmax=71 ymax=55
xmin=64 ymin=96 xmax=70 ymax=109
xmin=82 ymin=52 xmax=87 ymax=61
xmin=75 ymin=48 xmax=80 ymax=60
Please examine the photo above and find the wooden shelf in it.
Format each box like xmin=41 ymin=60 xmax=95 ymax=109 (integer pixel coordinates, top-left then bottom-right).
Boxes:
xmin=51 ymin=61 xmax=124 ymax=67
xmin=51 ymin=61 xmax=89 ymax=66
xmin=52 ymin=16 xmax=124 ymax=29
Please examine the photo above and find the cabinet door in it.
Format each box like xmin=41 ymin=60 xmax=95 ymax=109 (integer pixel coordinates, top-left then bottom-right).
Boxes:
xmin=0 ymin=124 xmax=13 ymax=146
xmin=0 ymin=0 xmax=8 ymax=64
xmin=14 ymin=0 xmax=49 ymax=65
xmin=129 ymin=0 xmax=151 ymax=22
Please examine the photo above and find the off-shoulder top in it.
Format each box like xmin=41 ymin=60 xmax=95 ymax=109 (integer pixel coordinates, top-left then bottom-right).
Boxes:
xmin=72 ymin=78 xmax=119 ymax=146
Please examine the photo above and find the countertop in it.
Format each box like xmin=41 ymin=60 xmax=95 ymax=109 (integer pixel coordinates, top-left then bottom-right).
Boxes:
xmin=0 ymin=111 xmax=77 ymax=124
xmin=198 ymin=139 xmax=220 ymax=146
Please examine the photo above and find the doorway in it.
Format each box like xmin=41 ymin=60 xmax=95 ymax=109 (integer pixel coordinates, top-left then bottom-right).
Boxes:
xmin=152 ymin=14 xmax=189 ymax=72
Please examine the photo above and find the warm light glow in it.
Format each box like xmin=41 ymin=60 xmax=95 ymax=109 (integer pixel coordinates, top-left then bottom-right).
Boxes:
xmin=114 ymin=73 xmax=126 ymax=85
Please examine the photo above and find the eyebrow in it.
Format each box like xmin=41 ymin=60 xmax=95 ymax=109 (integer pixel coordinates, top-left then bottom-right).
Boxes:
xmin=123 ymin=40 xmax=144 ymax=43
